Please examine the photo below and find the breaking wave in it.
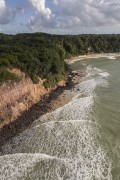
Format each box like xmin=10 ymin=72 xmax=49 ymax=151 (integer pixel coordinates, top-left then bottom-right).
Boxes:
xmin=107 ymin=56 xmax=116 ymax=60
xmin=0 ymin=65 xmax=112 ymax=180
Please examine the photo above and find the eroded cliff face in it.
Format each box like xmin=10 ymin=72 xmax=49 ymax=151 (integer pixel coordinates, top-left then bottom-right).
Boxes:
xmin=0 ymin=69 xmax=65 ymax=128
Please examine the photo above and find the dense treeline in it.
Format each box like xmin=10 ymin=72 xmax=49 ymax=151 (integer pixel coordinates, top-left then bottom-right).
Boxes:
xmin=0 ymin=33 xmax=120 ymax=87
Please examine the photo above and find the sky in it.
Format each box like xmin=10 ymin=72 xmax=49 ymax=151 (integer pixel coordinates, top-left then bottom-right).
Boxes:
xmin=0 ymin=0 xmax=120 ymax=34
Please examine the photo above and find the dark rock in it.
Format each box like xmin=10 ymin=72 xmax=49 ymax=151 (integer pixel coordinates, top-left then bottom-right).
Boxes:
xmin=0 ymin=71 xmax=76 ymax=147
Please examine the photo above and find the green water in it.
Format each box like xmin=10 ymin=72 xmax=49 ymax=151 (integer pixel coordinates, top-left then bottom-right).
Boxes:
xmin=72 ymin=56 xmax=120 ymax=179
xmin=0 ymin=56 xmax=120 ymax=179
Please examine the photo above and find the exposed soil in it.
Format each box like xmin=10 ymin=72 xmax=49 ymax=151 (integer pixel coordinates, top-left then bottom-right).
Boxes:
xmin=0 ymin=71 xmax=84 ymax=147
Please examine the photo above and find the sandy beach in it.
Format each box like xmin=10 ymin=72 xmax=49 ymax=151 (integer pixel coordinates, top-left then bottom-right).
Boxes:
xmin=1 ymin=53 xmax=114 ymax=145
xmin=65 ymin=53 xmax=120 ymax=64
xmin=48 ymin=69 xmax=86 ymax=112
xmin=0 ymin=70 xmax=85 ymax=146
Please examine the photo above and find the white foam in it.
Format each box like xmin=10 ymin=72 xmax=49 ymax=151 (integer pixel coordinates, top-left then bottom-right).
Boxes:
xmin=74 ymin=66 xmax=109 ymax=97
xmin=0 ymin=115 xmax=112 ymax=179
xmin=86 ymin=65 xmax=110 ymax=79
xmin=93 ymin=67 xmax=103 ymax=73
xmin=81 ymin=63 xmax=87 ymax=66
xmin=107 ymin=56 xmax=116 ymax=60
xmin=0 ymin=153 xmax=66 ymax=180
xmin=40 ymin=95 xmax=94 ymax=123
xmin=99 ymin=72 xmax=110 ymax=78
xmin=0 ymin=120 xmax=112 ymax=180
xmin=0 ymin=65 xmax=112 ymax=180
xmin=74 ymin=77 xmax=108 ymax=97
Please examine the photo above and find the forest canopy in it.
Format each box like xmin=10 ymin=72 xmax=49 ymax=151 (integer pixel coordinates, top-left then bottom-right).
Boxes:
xmin=0 ymin=33 xmax=120 ymax=87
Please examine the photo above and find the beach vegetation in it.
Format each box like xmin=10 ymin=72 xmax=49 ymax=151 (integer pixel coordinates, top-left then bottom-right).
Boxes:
xmin=0 ymin=33 xmax=120 ymax=87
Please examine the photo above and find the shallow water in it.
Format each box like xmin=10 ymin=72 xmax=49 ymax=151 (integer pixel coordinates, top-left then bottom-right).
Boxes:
xmin=0 ymin=56 xmax=120 ymax=180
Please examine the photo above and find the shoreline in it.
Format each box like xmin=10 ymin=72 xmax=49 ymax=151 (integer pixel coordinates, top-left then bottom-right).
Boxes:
xmin=0 ymin=71 xmax=84 ymax=147
xmin=65 ymin=53 xmax=120 ymax=64
xmin=0 ymin=52 xmax=115 ymax=146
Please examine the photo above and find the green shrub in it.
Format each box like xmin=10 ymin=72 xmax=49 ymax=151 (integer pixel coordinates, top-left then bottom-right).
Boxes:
xmin=31 ymin=74 xmax=39 ymax=84
xmin=0 ymin=69 xmax=20 ymax=84
xmin=1 ymin=33 xmax=119 ymax=88
xmin=0 ymin=58 xmax=10 ymax=67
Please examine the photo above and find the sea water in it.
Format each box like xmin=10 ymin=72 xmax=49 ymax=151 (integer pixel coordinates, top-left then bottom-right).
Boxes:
xmin=0 ymin=56 xmax=120 ymax=180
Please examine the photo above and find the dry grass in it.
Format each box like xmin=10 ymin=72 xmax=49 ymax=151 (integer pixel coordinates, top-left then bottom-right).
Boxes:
xmin=0 ymin=69 xmax=49 ymax=126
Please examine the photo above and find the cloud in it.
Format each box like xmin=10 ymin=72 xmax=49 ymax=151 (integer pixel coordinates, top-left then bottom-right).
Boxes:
xmin=27 ymin=0 xmax=56 ymax=30
xmin=0 ymin=0 xmax=25 ymax=25
xmin=28 ymin=0 xmax=51 ymax=16
xmin=0 ymin=0 xmax=120 ymax=34
xmin=0 ymin=0 xmax=17 ymax=25
xmin=53 ymin=0 xmax=120 ymax=28
xmin=27 ymin=0 xmax=120 ymax=33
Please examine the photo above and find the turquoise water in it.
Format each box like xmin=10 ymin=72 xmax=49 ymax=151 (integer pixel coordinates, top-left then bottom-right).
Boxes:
xmin=0 ymin=56 xmax=120 ymax=179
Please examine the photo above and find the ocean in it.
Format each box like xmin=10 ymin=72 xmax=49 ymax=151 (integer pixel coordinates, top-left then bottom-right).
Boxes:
xmin=0 ymin=56 xmax=120 ymax=180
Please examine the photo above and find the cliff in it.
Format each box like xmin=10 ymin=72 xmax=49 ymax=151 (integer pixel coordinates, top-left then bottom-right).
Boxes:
xmin=0 ymin=68 xmax=65 ymax=128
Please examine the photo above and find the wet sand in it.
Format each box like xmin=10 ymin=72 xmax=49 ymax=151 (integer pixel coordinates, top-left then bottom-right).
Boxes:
xmin=65 ymin=53 xmax=120 ymax=64
xmin=0 ymin=70 xmax=85 ymax=147
xmin=48 ymin=70 xmax=86 ymax=111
